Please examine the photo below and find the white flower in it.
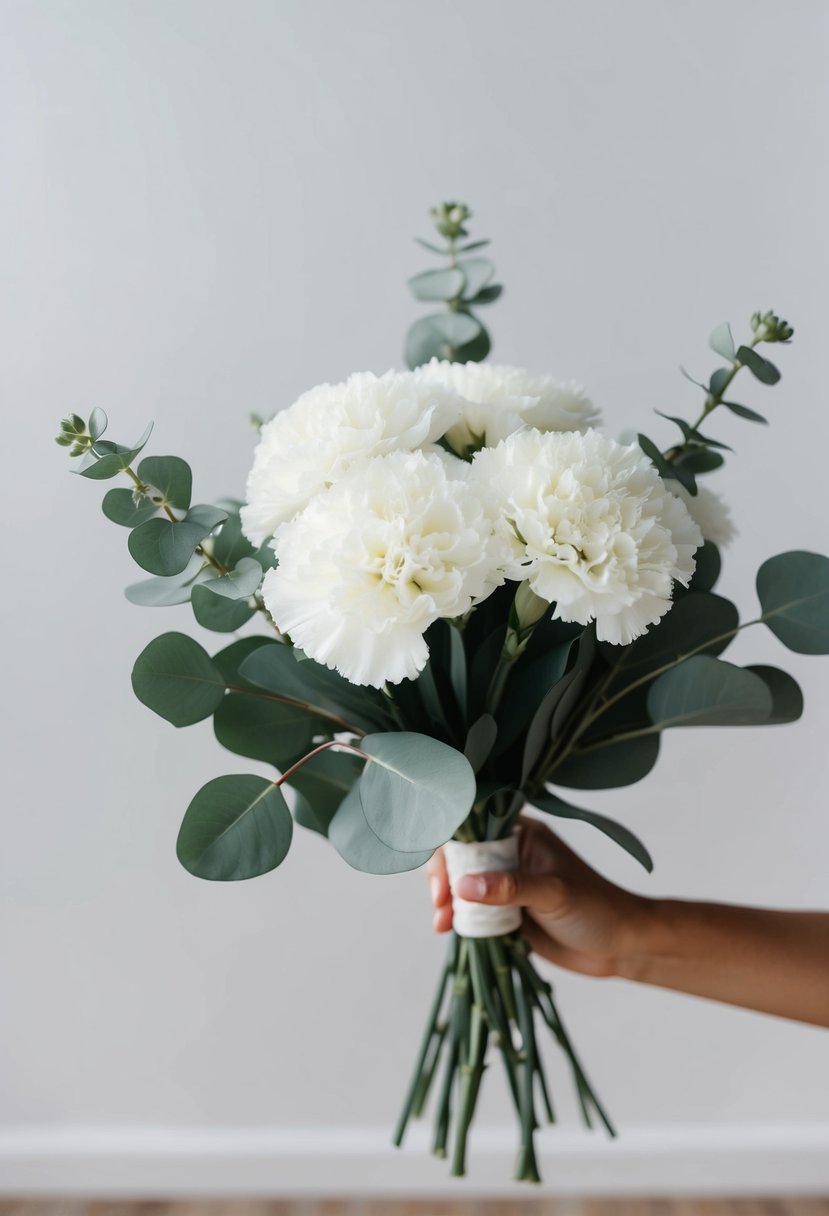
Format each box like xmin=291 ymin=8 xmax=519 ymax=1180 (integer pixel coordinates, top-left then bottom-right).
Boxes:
xmin=240 ymin=371 xmax=463 ymax=546
xmin=262 ymin=451 xmax=505 ymax=687
xmin=470 ymin=429 xmax=703 ymax=645
xmin=666 ymin=480 xmax=737 ymax=547
xmin=414 ymin=359 xmax=600 ymax=457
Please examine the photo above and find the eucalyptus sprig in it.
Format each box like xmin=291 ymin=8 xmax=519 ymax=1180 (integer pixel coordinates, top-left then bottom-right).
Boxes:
xmin=638 ymin=309 xmax=793 ymax=495
xmin=405 ymin=201 xmax=502 ymax=369
xmin=55 ymin=408 xmax=278 ymax=630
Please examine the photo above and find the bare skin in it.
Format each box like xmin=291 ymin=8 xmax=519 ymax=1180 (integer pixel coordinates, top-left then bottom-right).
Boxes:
xmin=426 ymin=816 xmax=829 ymax=1029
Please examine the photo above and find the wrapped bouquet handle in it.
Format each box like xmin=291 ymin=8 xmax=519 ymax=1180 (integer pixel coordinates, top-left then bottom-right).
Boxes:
xmin=443 ymin=834 xmax=523 ymax=938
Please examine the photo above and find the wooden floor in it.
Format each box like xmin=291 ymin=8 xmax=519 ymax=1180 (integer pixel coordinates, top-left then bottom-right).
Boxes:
xmin=2 ymin=1201 xmax=829 ymax=1215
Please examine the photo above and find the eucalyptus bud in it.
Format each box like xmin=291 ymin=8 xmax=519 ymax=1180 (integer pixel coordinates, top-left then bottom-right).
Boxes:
xmin=55 ymin=413 xmax=93 ymax=455
xmin=429 ymin=201 xmax=471 ymax=240
xmin=750 ymin=309 xmax=794 ymax=344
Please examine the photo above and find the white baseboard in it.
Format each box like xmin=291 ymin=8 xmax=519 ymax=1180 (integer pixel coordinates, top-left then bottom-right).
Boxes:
xmin=1 ymin=1123 xmax=828 ymax=1197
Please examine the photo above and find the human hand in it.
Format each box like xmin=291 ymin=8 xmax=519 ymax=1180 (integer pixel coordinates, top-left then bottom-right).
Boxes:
xmin=425 ymin=815 xmax=651 ymax=978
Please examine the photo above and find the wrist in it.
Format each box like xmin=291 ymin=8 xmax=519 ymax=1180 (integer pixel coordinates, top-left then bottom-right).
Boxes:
xmin=613 ymin=895 xmax=677 ymax=982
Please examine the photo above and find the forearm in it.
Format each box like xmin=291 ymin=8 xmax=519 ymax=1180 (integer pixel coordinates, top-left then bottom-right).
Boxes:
xmin=618 ymin=899 xmax=829 ymax=1028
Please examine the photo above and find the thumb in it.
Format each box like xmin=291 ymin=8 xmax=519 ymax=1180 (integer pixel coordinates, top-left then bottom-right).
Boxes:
xmin=455 ymin=870 xmax=567 ymax=914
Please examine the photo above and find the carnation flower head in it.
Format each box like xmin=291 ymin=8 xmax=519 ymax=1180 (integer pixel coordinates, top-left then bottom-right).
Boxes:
xmin=666 ymin=479 xmax=737 ymax=548
xmin=414 ymin=359 xmax=600 ymax=458
xmin=240 ymin=370 xmax=463 ymax=546
xmin=470 ymin=428 xmax=703 ymax=645
xmin=262 ymin=451 xmax=506 ymax=687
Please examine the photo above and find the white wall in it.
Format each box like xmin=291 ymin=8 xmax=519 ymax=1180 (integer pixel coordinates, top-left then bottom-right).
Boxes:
xmin=2 ymin=0 xmax=828 ymax=1194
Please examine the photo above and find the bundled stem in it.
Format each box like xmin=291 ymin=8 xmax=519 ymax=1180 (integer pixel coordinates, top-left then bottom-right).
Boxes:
xmin=394 ymin=930 xmax=613 ymax=1182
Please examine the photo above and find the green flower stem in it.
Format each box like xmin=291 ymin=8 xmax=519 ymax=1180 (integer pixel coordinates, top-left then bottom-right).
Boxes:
xmin=450 ymin=1002 xmax=488 ymax=1176
xmin=411 ymin=1022 xmax=448 ymax=1118
xmin=512 ymin=969 xmax=541 ymax=1182
xmin=394 ymin=934 xmax=456 ymax=1145
xmin=487 ymin=937 xmax=519 ymax=1023
xmin=685 ymin=333 xmax=762 ymax=435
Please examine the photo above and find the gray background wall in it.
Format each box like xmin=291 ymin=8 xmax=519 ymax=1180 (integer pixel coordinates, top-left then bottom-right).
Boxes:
xmin=1 ymin=0 xmax=828 ymax=1189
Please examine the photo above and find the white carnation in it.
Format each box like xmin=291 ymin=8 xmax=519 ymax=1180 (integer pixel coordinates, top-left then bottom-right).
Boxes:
xmin=240 ymin=370 xmax=463 ymax=545
xmin=470 ymin=429 xmax=703 ymax=645
xmin=415 ymin=359 xmax=600 ymax=457
xmin=666 ymin=480 xmax=737 ymax=547
xmin=262 ymin=451 xmax=505 ymax=687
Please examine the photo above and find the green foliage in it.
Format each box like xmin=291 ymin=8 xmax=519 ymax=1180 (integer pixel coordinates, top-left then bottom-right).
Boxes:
xmin=127 ymin=505 xmax=227 ymax=576
xmin=756 ymin=551 xmax=829 ymax=654
xmin=125 ymin=554 xmax=210 ymax=606
xmin=214 ymin=693 xmax=326 ymax=768
xmin=131 ymin=631 xmax=226 ymax=726
xmin=329 ymin=787 xmax=434 ymax=874
xmin=550 ymin=733 xmax=660 ymax=790
xmin=736 ymin=345 xmax=780 ymax=385
xmin=405 ymin=201 xmax=502 ymax=368
xmin=136 ymin=455 xmax=193 ymax=511
xmin=177 ymin=774 xmax=292 ymax=881
xmin=463 ymin=714 xmax=498 ymax=773
xmin=290 ymin=749 xmax=364 ymax=836
xmin=745 ymin=666 xmax=803 ymax=724
xmin=102 ymin=488 xmax=159 ymax=528
xmin=76 ymin=423 xmax=155 ymax=480
xmin=358 ymin=732 xmax=476 ymax=852
xmin=529 ymin=791 xmax=653 ymax=872
xmin=646 ymin=655 xmax=772 ymax=728
xmin=190 ymin=556 xmax=263 ymax=632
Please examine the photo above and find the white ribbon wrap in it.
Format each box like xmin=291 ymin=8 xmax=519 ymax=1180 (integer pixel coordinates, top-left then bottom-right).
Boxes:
xmin=442 ymin=834 xmax=522 ymax=939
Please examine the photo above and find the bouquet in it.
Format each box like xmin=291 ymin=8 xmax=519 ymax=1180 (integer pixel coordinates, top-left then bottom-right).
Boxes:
xmin=56 ymin=201 xmax=829 ymax=1182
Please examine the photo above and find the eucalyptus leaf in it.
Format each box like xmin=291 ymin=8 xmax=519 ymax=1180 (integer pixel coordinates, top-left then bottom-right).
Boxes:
xmin=128 ymin=505 xmax=227 ymax=576
xmin=176 ymin=774 xmax=292 ymax=881
xmin=74 ymin=422 xmax=154 ymax=480
xmin=214 ymin=693 xmax=326 ymax=767
xmin=471 ymin=284 xmax=502 ymax=305
xmin=496 ymin=638 xmax=575 ymax=757
xmin=124 ymin=553 xmax=210 ymax=606
xmin=453 ymin=323 xmax=491 ymax=363
xmin=329 ymin=787 xmax=433 ymax=875
xmin=136 ymin=455 xmax=192 ymax=511
xmin=212 ymin=637 xmax=274 ymax=691
xmin=736 ymin=345 xmax=780 ymax=385
xmin=430 ymin=312 xmax=482 ymax=349
xmin=131 ymin=631 xmax=226 ymax=725
xmin=88 ymin=407 xmax=108 ymax=441
xmin=405 ymin=316 xmax=445 ymax=370
xmin=358 ymin=732 xmax=476 ymax=852
xmin=102 ymin=487 xmax=159 ymax=528
xmin=290 ymin=748 xmax=364 ymax=836
xmin=709 ymin=368 xmax=731 ymax=396
xmin=190 ymin=586 xmax=255 ymax=632
xmin=198 ymin=557 xmax=263 ymax=601
xmin=464 ymin=715 xmax=498 ymax=773
xmin=647 ymin=655 xmax=772 ymax=728
xmin=673 ymin=448 xmax=725 ymax=475
xmin=550 ymin=733 xmax=660 ymax=789
xmin=684 ymin=541 xmax=721 ymax=594
xmin=408 ymin=267 xmax=465 ymax=302
xmin=722 ymin=401 xmax=768 ymax=424
xmin=457 ymin=239 xmax=491 ymax=253
xmin=530 ymin=791 xmax=653 ymax=872
xmin=709 ymin=322 xmax=736 ymax=361
xmin=756 ymin=550 xmax=829 ymax=654
xmin=457 ymin=257 xmax=495 ymax=300
xmin=745 ymin=665 xmax=804 ymax=725
xmin=638 ymin=433 xmax=696 ymax=495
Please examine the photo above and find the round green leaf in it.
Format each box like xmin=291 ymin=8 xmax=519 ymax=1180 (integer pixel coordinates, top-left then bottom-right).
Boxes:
xmin=685 ymin=542 xmax=721 ymax=594
xmin=88 ymin=407 xmax=108 ymax=441
xmin=551 ymin=733 xmax=660 ymax=789
xmin=601 ymin=592 xmax=737 ymax=690
xmin=102 ymin=487 xmax=159 ymax=528
xmin=290 ymin=749 xmax=364 ymax=837
xmin=745 ymin=665 xmax=804 ymax=725
xmin=74 ymin=422 xmax=154 ymax=480
xmin=709 ymin=322 xmax=736 ymax=361
xmin=125 ymin=554 xmax=209 ymax=606
xmin=357 ymin=732 xmax=476 ymax=852
xmin=404 ymin=316 xmax=446 ymax=370
xmin=131 ymin=631 xmax=226 ymax=725
xmin=647 ymin=656 xmax=772 ymax=728
xmin=757 ymin=551 xmax=829 ymax=654
xmin=199 ymin=557 xmax=262 ymax=601
xmin=128 ymin=505 xmax=227 ymax=576
xmin=136 ymin=455 xmax=192 ymax=511
xmin=453 ymin=323 xmax=491 ymax=363
xmin=213 ymin=693 xmax=326 ymax=767
xmin=457 ymin=256 xmax=494 ymax=301
xmin=408 ymin=267 xmax=465 ymax=302
xmin=191 ymin=587 xmax=255 ymax=632
xmin=329 ymin=788 xmax=433 ymax=874
xmin=430 ymin=312 xmax=481 ymax=348
xmin=212 ymin=637 xmax=274 ymax=690
xmin=177 ymin=774 xmax=292 ymax=881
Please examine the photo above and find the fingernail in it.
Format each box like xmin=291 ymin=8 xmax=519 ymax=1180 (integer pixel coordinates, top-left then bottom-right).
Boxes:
xmin=458 ymin=875 xmax=487 ymax=900
xmin=430 ymin=877 xmax=441 ymax=906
